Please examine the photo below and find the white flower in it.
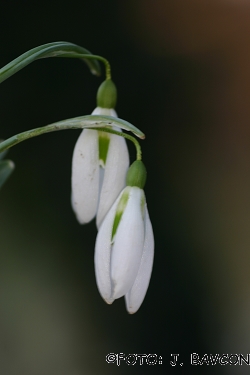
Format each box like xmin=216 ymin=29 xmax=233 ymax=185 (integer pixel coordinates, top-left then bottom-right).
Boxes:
xmin=71 ymin=107 xmax=129 ymax=228
xmin=94 ymin=185 xmax=154 ymax=314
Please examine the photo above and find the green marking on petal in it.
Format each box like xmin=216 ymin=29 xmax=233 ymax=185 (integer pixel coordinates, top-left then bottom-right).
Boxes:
xmin=111 ymin=188 xmax=130 ymax=241
xmin=140 ymin=192 xmax=146 ymax=220
xmin=98 ymin=131 xmax=110 ymax=167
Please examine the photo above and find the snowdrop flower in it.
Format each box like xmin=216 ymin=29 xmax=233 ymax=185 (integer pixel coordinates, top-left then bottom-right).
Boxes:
xmin=94 ymin=160 xmax=154 ymax=313
xmin=71 ymin=80 xmax=129 ymax=227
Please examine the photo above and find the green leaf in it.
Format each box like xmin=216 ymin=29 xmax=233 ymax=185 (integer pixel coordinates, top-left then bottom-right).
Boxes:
xmin=0 ymin=115 xmax=145 ymax=155
xmin=53 ymin=115 xmax=145 ymax=139
xmin=0 ymin=160 xmax=14 ymax=189
xmin=0 ymin=42 xmax=101 ymax=84
xmin=83 ymin=115 xmax=145 ymax=139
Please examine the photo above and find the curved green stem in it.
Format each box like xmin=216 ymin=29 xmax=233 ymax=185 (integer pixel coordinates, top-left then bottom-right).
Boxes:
xmin=85 ymin=55 xmax=111 ymax=80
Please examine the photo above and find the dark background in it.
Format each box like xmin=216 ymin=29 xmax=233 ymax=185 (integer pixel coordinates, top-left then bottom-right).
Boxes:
xmin=1 ymin=0 xmax=250 ymax=374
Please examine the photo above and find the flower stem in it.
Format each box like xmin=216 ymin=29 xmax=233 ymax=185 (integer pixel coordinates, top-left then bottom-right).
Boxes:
xmin=87 ymin=55 xmax=111 ymax=80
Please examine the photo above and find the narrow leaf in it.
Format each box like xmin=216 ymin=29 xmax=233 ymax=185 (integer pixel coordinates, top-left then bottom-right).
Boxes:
xmin=0 ymin=42 xmax=101 ymax=84
xmin=0 ymin=115 xmax=145 ymax=155
xmin=52 ymin=115 xmax=145 ymax=139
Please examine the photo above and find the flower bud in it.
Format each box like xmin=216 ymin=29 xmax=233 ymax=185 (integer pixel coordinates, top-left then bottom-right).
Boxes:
xmin=97 ymin=79 xmax=117 ymax=109
xmin=94 ymin=184 xmax=154 ymax=313
xmin=126 ymin=160 xmax=147 ymax=189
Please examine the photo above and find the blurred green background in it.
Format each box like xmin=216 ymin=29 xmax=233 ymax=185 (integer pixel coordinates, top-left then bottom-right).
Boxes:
xmin=1 ymin=0 xmax=250 ymax=374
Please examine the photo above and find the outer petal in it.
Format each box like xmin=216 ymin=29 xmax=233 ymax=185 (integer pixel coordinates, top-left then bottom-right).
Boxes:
xmin=91 ymin=107 xmax=117 ymax=117
xmin=125 ymin=206 xmax=154 ymax=314
xmin=96 ymin=133 xmax=129 ymax=228
xmin=92 ymin=106 xmax=129 ymax=228
xmin=94 ymin=189 xmax=125 ymax=304
xmin=71 ymin=129 xmax=99 ymax=224
xmin=111 ymin=187 xmax=145 ymax=299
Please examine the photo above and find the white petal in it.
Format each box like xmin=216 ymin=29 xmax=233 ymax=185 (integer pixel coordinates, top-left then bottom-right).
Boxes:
xmin=71 ymin=129 xmax=99 ymax=224
xmin=96 ymin=133 xmax=129 ymax=228
xmin=94 ymin=190 xmax=124 ymax=304
xmin=92 ymin=106 xmax=129 ymax=228
xmin=111 ymin=187 xmax=145 ymax=299
xmin=125 ymin=207 xmax=154 ymax=314
xmin=91 ymin=107 xmax=117 ymax=117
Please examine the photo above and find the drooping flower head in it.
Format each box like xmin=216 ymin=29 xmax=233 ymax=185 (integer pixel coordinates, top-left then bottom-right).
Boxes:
xmin=71 ymin=80 xmax=129 ymax=228
xmin=94 ymin=160 xmax=154 ymax=313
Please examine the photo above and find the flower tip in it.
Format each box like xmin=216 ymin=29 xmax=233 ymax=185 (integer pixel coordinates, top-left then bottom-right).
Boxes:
xmin=125 ymin=292 xmax=141 ymax=314
xmin=125 ymin=300 xmax=140 ymax=314
xmin=104 ymin=297 xmax=114 ymax=305
xmin=126 ymin=308 xmax=137 ymax=315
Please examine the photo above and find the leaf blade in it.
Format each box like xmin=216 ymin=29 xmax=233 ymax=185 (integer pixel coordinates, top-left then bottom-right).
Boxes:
xmin=0 ymin=42 xmax=101 ymax=84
